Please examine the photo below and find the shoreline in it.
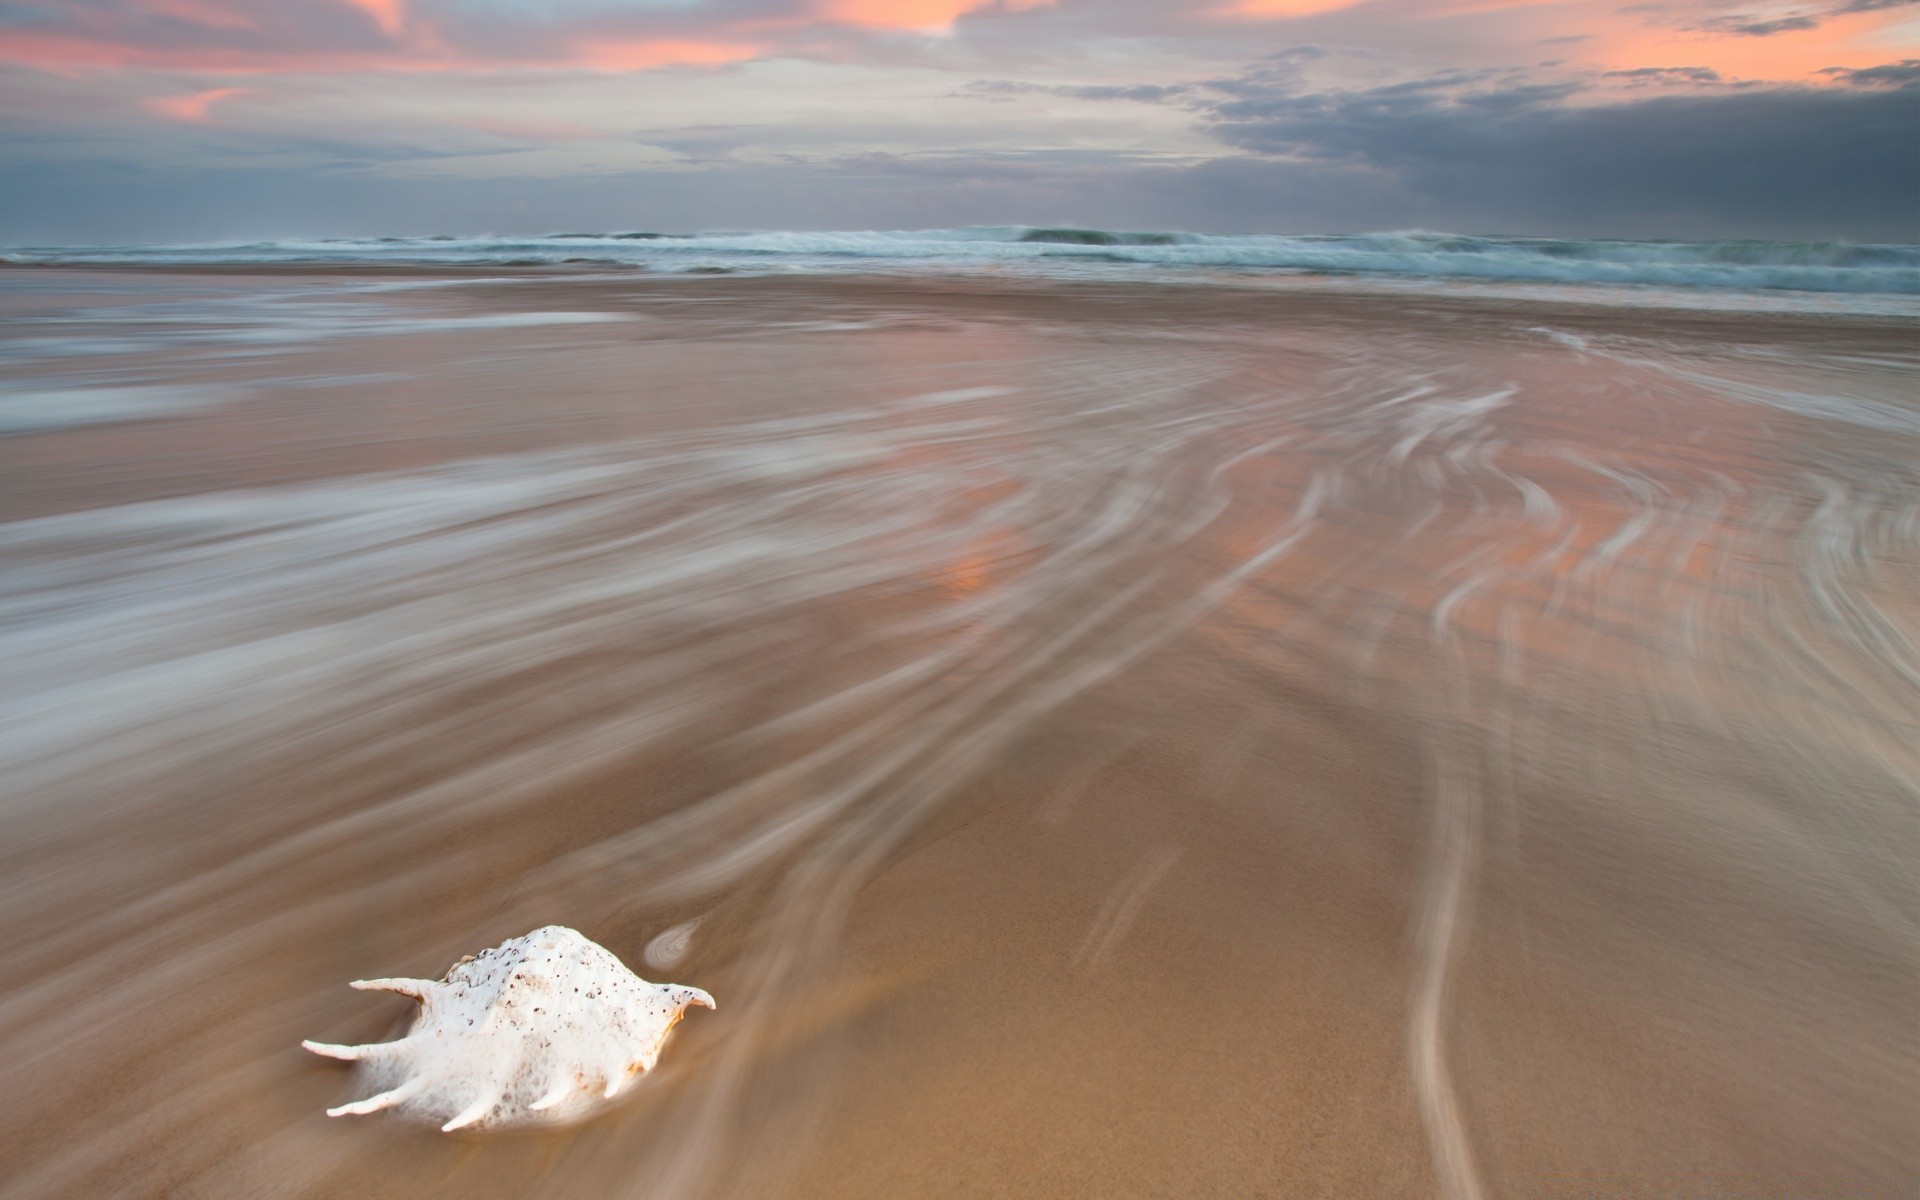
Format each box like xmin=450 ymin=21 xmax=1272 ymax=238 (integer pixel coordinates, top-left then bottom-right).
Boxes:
xmin=7 ymin=258 xmax=1917 ymax=321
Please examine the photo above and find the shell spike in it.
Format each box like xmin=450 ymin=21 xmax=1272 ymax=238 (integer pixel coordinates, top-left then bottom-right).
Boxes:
xmin=302 ymin=1039 xmax=374 ymax=1061
xmin=602 ymin=1068 xmax=628 ymax=1100
xmin=349 ymin=977 xmax=438 ymax=1002
xmin=675 ymin=986 xmax=715 ymax=1011
xmin=327 ymin=1077 xmax=426 ymax=1118
xmin=527 ymin=1080 xmax=574 ymax=1112
xmin=441 ymin=1092 xmax=501 ymax=1133
xmin=303 ymin=1037 xmax=408 ymax=1061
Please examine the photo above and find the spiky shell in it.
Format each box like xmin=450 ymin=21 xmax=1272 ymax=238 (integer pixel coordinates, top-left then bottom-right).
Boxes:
xmin=304 ymin=925 xmax=713 ymax=1133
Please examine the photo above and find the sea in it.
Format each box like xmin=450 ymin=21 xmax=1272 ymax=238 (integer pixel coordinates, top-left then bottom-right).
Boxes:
xmin=6 ymin=225 xmax=1919 ymax=311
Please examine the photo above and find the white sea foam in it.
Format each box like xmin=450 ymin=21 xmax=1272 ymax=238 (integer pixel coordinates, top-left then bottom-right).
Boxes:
xmin=7 ymin=227 xmax=1917 ymax=301
xmin=0 ymin=384 xmax=227 ymax=433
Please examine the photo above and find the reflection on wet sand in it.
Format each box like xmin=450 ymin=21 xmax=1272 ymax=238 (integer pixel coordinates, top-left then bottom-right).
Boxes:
xmin=1 ymin=269 xmax=1915 ymax=1198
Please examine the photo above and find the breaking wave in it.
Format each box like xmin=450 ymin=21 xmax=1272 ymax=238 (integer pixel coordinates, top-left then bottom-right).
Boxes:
xmin=7 ymin=226 xmax=1918 ymax=295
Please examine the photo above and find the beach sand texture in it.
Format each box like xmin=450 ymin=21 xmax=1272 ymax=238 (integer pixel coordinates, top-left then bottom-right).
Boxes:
xmin=1 ymin=268 xmax=1915 ymax=1198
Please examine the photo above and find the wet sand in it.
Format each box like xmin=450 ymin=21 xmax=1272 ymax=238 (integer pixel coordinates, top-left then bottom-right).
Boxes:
xmin=1 ymin=268 xmax=1915 ymax=1198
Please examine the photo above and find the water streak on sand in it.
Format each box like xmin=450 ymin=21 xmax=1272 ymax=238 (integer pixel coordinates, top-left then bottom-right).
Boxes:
xmin=0 ymin=269 xmax=1915 ymax=1198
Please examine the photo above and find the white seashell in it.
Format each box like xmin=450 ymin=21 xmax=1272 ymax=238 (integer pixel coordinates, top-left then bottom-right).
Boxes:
xmin=303 ymin=925 xmax=714 ymax=1133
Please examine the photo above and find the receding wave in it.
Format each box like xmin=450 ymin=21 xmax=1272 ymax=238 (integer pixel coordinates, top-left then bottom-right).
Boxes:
xmin=1015 ymin=228 xmax=1189 ymax=246
xmin=6 ymin=226 xmax=1918 ymax=295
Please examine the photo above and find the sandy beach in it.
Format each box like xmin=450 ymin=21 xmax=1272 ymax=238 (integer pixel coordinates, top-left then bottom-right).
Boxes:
xmin=1 ymin=266 xmax=1915 ymax=1198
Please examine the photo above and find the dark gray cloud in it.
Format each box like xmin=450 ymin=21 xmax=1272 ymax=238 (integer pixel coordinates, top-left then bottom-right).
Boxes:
xmin=1056 ymin=82 xmax=1198 ymax=102
xmin=961 ymin=79 xmax=1196 ymax=103
xmin=0 ymin=146 xmax=1455 ymax=246
xmin=4 ymin=13 xmax=1916 ymax=247
xmin=631 ymin=125 xmax=753 ymax=163
xmin=1201 ymin=72 xmax=1920 ymax=240
xmin=1697 ymin=14 xmax=1822 ymax=35
xmin=7 ymin=71 xmax=1913 ymax=248
xmin=1617 ymin=0 xmax=1920 ymax=38
xmin=1821 ymin=59 xmax=1920 ymax=86
xmin=1605 ymin=65 xmax=1723 ymax=82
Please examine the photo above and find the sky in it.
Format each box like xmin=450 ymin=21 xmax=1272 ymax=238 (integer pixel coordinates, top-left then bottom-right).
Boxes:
xmin=0 ymin=0 xmax=1915 ymax=243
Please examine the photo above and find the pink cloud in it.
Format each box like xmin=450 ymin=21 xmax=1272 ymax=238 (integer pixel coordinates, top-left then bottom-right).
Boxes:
xmin=572 ymin=38 xmax=763 ymax=70
xmin=1227 ymin=0 xmax=1370 ymax=17
xmin=142 ymin=85 xmax=251 ymax=121
xmin=341 ymin=0 xmax=407 ymax=36
xmin=821 ymin=0 xmax=1052 ymax=32
xmin=134 ymin=0 xmax=260 ymax=31
xmin=0 ymin=8 xmax=759 ymax=76
xmin=0 ymin=29 xmax=421 ymax=74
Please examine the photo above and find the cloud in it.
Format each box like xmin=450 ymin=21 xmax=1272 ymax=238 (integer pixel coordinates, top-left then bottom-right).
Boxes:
xmin=570 ymin=38 xmax=760 ymax=70
xmin=2 ymin=0 xmax=1917 ymax=244
xmin=1696 ymin=14 xmax=1822 ymax=35
xmin=634 ymin=123 xmax=755 ymax=162
xmin=1604 ymin=65 xmax=1723 ymax=81
xmin=7 ymin=71 xmax=1913 ymax=245
xmin=961 ymin=79 xmax=1197 ymax=103
xmin=134 ymin=0 xmax=261 ymax=32
xmin=460 ymin=116 xmax=602 ymax=142
xmin=0 ymin=0 xmax=1060 ymax=75
xmin=1201 ymin=70 xmax=1920 ymax=238
xmin=1820 ymin=58 xmax=1920 ymax=85
xmin=142 ymin=85 xmax=250 ymax=120
xmin=342 ymin=0 xmax=408 ymax=37
xmin=826 ymin=0 xmax=1055 ymax=32
xmin=1057 ymin=82 xmax=1198 ymax=102
xmin=0 ymin=0 xmax=1911 ymax=83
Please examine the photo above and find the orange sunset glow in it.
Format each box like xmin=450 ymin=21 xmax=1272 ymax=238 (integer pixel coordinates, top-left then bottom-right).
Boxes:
xmin=0 ymin=0 xmax=1909 ymax=86
xmin=1585 ymin=9 xmax=1920 ymax=79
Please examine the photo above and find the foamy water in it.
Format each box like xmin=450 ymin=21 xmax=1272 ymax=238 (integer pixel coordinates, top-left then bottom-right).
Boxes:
xmin=7 ymin=227 xmax=1919 ymax=304
xmin=1 ymin=268 xmax=1915 ymax=1197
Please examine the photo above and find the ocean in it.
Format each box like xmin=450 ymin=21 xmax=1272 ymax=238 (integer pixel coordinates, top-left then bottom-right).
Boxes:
xmin=8 ymin=225 xmax=1920 ymax=304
